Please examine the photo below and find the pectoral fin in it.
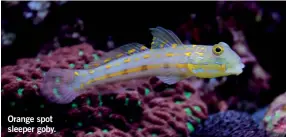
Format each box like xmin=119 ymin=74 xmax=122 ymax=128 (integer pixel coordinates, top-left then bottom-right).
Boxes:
xmin=156 ymin=76 xmax=182 ymax=85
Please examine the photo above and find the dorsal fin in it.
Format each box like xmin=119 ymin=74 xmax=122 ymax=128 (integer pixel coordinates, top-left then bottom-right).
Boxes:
xmin=149 ymin=26 xmax=184 ymax=49
xmin=89 ymin=43 xmax=149 ymax=69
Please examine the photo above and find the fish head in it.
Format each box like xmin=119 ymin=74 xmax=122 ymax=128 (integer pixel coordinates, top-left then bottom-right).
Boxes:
xmin=185 ymin=42 xmax=245 ymax=78
xmin=211 ymin=42 xmax=245 ymax=76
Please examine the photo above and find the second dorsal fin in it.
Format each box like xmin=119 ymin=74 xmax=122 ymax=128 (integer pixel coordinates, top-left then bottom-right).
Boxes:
xmin=149 ymin=26 xmax=184 ymax=50
xmin=89 ymin=43 xmax=149 ymax=69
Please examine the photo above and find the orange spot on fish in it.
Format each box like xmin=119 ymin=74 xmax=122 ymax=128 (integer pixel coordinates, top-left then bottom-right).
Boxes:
xmin=94 ymin=63 xmax=100 ymax=67
xmin=74 ymin=72 xmax=79 ymax=76
xmin=141 ymin=65 xmax=148 ymax=71
xmin=128 ymin=49 xmax=136 ymax=54
xmin=89 ymin=70 xmax=95 ymax=74
xmin=124 ymin=58 xmax=131 ymax=63
xmin=140 ymin=46 xmax=147 ymax=50
xmin=116 ymin=53 xmax=124 ymax=58
xmin=122 ymin=69 xmax=128 ymax=75
xmin=143 ymin=54 xmax=150 ymax=59
xmin=172 ymin=44 xmax=177 ymax=48
xmin=166 ymin=52 xmax=174 ymax=57
xmin=104 ymin=58 xmax=112 ymax=63
xmin=106 ymin=65 xmax=112 ymax=69
xmin=184 ymin=52 xmax=192 ymax=56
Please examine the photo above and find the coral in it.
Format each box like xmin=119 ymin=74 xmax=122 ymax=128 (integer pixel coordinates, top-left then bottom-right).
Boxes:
xmin=191 ymin=110 xmax=267 ymax=137
xmin=1 ymin=29 xmax=16 ymax=47
xmin=2 ymin=43 xmax=208 ymax=137
xmin=24 ymin=1 xmax=67 ymax=25
xmin=263 ymin=92 xmax=286 ymax=135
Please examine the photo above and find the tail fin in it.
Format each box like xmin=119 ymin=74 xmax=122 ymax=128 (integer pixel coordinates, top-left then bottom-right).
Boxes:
xmin=40 ymin=68 xmax=82 ymax=104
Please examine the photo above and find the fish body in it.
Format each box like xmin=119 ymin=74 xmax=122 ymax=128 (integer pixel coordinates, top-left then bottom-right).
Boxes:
xmin=40 ymin=26 xmax=245 ymax=104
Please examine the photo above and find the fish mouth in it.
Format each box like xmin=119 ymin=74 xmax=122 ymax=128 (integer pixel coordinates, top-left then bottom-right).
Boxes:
xmin=226 ymin=63 xmax=245 ymax=75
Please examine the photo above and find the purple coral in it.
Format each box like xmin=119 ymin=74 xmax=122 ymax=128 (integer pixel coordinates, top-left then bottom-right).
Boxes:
xmin=191 ymin=110 xmax=267 ymax=137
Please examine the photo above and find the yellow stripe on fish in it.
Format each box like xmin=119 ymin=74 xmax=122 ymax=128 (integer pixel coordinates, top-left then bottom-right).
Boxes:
xmin=78 ymin=63 xmax=186 ymax=89
xmin=78 ymin=62 xmax=226 ymax=89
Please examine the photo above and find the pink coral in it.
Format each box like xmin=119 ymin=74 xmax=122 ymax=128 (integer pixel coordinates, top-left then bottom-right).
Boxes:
xmin=2 ymin=43 xmax=207 ymax=137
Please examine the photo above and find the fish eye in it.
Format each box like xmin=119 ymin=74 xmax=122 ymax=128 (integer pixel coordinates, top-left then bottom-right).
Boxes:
xmin=212 ymin=44 xmax=224 ymax=56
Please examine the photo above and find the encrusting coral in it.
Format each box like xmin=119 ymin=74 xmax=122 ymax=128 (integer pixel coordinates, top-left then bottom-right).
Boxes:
xmin=191 ymin=110 xmax=267 ymax=137
xmin=2 ymin=43 xmax=208 ymax=137
xmin=263 ymin=92 xmax=286 ymax=135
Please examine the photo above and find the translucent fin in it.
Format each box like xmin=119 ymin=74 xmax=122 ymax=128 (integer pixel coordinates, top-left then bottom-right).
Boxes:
xmin=40 ymin=68 xmax=82 ymax=104
xmin=149 ymin=26 xmax=184 ymax=49
xmin=89 ymin=43 xmax=149 ymax=69
xmin=156 ymin=76 xmax=182 ymax=85
xmin=40 ymin=68 xmax=140 ymax=104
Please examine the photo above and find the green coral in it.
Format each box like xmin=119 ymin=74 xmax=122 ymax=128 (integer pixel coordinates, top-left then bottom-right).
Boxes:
xmin=184 ymin=108 xmax=192 ymax=116
xmin=55 ymin=77 xmax=60 ymax=83
xmin=193 ymin=106 xmax=201 ymax=112
xmin=69 ymin=63 xmax=75 ymax=68
xmin=152 ymin=133 xmax=157 ymax=137
xmin=71 ymin=103 xmax=78 ymax=108
xmin=78 ymin=50 xmax=84 ymax=56
xmin=17 ymin=88 xmax=24 ymax=96
xmin=124 ymin=98 xmax=129 ymax=106
xmin=77 ymin=122 xmax=83 ymax=127
xmin=86 ymin=98 xmax=91 ymax=106
xmin=53 ymin=88 xmax=61 ymax=98
xmin=137 ymin=101 xmax=141 ymax=106
xmin=175 ymin=101 xmax=183 ymax=104
xmin=84 ymin=64 xmax=89 ymax=69
xmin=92 ymin=54 xmax=100 ymax=60
xmin=186 ymin=122 xmax=195 ymax=132
xmin=192 ymin=116 xmax=201 ymax=123
xmin=16 ymin=77 xmax=22 ymax=81
xmin=144 ymin=88 xmax=150 ymax=95
xmin=184 ymin=91 xmax=192 ymax=99
xmin=98 ymin=95 xmax=103 ymax=106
